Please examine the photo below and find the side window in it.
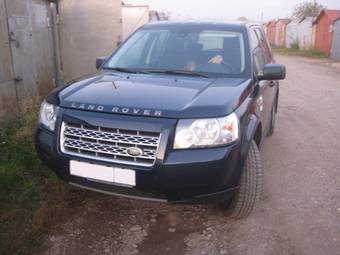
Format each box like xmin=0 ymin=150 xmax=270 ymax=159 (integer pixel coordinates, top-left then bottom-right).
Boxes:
xmin=255 ymin=28 xmax=272 ymax=63
xmin=250 ymin=29 xmax=265 ymax=74
xmin=249 ymin=29 xmax=259 ymax=51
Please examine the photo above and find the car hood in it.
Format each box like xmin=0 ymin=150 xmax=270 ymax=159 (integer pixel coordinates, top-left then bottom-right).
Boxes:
xmin=58 ymin=72 xmax=252 ymax=118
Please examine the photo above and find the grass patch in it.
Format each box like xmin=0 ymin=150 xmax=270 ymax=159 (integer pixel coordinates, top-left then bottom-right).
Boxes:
xmin=0 ymin=112 xmax=63 ymax=254
xmin=272 ymin=46 xmax=327 ymax=59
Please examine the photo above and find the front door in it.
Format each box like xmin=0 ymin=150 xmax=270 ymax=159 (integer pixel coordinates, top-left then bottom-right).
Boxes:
xmin=250 ymin=27 xmax=277 ymax=133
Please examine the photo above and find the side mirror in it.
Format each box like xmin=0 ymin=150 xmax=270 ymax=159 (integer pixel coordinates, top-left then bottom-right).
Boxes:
xmin=96 ymin=56 xmax=107 ymax=69
xmin=260 ymin=64 xmax=286 ymax=80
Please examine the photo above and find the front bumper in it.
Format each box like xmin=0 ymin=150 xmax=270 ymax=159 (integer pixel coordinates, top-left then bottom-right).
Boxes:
xmin=36 ymin=109 xmax=245 ymax=203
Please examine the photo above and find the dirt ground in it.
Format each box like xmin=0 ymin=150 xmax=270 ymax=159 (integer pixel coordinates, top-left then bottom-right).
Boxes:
xmin=40 ymin=55 xmax=340 ymax=255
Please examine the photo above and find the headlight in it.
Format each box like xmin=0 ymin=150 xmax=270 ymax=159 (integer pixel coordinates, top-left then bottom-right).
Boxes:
xmin=174 ymin=112 xmax=239 ymax=149
xmin=39 ymin=100 xmax=59 ymax=131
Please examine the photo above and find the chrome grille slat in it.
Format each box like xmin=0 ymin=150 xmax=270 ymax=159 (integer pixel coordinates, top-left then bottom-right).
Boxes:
xmin=60 ymin=122 xmax=160 ymax=166
xmin=64 ymin=126 xmax=159 ymax=147
xmin=64 ymin=138 xmax=156 ymax=159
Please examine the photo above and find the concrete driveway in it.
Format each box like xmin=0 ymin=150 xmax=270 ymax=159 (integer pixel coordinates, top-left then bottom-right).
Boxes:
xmin=40 ymin=55 xmax=340 ymax=255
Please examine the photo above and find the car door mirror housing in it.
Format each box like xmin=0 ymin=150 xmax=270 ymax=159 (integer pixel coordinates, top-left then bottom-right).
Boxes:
xmin=96 ymin=56 xmax=108 ymax=69
xmin=259 ymin=64 xmax=286 ymax=81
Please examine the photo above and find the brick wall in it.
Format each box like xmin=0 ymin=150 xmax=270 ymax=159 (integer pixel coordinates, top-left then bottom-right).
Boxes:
xmin=314 ymin=10 xmax=340 ymax=55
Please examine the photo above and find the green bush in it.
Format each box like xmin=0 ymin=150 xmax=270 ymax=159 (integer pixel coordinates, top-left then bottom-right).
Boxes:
xmin=290 ymin=41 xmax=300 ymax=50
xmin=272 ymin=45 xmax=327 ymax=59
xmin=0 ymin=113 xmax=61 ymax=255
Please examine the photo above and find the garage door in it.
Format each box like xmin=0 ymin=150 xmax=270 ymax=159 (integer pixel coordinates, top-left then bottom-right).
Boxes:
xmin=331 ymin=19 xmax=340 ymax=60
xmin=6 ymin=0 xmax=56 ymax=107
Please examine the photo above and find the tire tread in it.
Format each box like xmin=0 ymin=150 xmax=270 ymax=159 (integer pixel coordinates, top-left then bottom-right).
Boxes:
xmin=227 ymin=140 xmax=263 ymax=219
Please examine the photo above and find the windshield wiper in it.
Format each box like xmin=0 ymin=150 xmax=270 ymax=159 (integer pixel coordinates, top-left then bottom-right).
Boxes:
xmin=104 ymin=67 xmax=211 ymax=78
xmin=103 ymin=67 xmax=147 ymax=74
xmin=141 ymin=69 xmax=210 ymax=78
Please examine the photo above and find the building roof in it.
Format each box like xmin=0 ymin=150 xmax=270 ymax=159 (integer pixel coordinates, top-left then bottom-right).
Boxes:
xmin=298 ymin=16 xmax=315 ymax=24
xmin=267 ymin=20 xmax=277 ymax=25
xmin=287 ymin=18 xmax=300 ymax=25
xmin=313 ymin=9 xmax=340 ymax=24
xmin=276 ymin=19 xmax=291 ymax=24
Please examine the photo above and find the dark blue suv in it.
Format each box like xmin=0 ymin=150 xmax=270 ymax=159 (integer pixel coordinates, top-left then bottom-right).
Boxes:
xmin=36 ymin=21 xmax=285 ymax=218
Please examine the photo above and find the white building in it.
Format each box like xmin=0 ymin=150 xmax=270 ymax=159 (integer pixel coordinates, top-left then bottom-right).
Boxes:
xmin=58 ymin=0 xmax=123 ymax=82
xmin=286 ymin=19 xmax=299 ymax=48
xmin=122 ymin=4 xmax=149 ymax=40
xmin=297 ymin=17 xmax=315 ymax=50
xmin=59 ymin=0 xmax=151 ymax=82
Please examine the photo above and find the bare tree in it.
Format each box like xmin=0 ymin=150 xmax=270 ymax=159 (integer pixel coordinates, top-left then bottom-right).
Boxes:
xmin=293 ymin=1 xmax=324 ymax=19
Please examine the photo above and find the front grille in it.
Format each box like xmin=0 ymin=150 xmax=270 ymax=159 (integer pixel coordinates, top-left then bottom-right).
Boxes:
xmin=60 ymin=122 xmax=161 ymax=166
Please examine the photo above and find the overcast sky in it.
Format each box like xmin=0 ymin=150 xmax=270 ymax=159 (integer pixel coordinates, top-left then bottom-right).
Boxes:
xmin=125 ymin=0 xmax=340 ymax=22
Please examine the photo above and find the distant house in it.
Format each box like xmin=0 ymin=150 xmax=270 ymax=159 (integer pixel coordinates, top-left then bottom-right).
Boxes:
xmin=275 ymin=19 xmax=291 ymax=47
xmin=297 ymin=17 xmax=315 ymax=50
xmin=285 ymin=19 xmax=299 ymax=48
xmin=313 ymin=9 xmax=340 ymax=55
xmin=266 ymin=20 xmax=277 ymax=45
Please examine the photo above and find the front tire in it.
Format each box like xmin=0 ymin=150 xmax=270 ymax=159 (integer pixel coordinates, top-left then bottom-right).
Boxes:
xmin=222 ymin=140 xmax=263 ymax=219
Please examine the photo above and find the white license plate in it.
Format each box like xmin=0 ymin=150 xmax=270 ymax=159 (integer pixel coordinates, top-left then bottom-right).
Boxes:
xmin=70 ymin=161 xmax=136 ymax=186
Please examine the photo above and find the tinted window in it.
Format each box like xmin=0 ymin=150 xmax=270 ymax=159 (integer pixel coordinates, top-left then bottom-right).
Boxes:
xmin=255 ymin=28 xmax=272 ymax=63
xmin=198 ymin=32 xmax=224 ymax=50
xmin=105 ymin=28 xmax=247 ymax=76
xmin=249 ymin=29 xmax=260 ymax=51
xmin=250 ymin=29 xmax=265 ymax=74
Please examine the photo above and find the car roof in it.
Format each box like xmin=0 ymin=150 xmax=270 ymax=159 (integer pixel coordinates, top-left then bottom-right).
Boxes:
xmin=142 ymin=20 xmax=261 ymax=30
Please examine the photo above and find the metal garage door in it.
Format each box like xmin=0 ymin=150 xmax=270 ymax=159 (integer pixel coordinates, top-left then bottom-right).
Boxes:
xmin=5 ymin=0 xmax=56 ymax=109
xmin=331 ymin=19 xmax=340 ymax=60
xmin=0 ymin=0 xmax=19 ymax=118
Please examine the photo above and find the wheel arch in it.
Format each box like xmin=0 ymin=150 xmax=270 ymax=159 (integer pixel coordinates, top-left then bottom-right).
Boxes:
xmin=230 ymin=113 xmax=263 ymax=201
xmin=240 ymin=114 xmax=262 ymax=164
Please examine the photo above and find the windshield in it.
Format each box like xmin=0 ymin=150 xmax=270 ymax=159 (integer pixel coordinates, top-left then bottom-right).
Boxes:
xmin=105 ymin=28 xmax=247 ymax=77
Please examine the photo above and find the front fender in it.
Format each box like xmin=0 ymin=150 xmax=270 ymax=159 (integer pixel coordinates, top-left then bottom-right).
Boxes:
xmin=239 ymin=113 xmax=260 ymax=169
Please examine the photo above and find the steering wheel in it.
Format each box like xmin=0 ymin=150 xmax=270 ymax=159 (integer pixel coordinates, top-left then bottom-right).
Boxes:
xmin=220 ymin=61 xmax=235 ymax=73
xmin=198 ymin=61 xmax=234 ymax=74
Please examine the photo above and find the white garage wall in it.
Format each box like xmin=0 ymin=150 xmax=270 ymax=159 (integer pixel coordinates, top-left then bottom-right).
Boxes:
xmin=58 ymin=0 xmax=122 ymax=82
xmin=286 ymin=20 xmax=299 ymax=48
xmin=297 ymin=17 xmax=314 ymax=51
xmin=122 ymin=5 xmax=149 ymax=41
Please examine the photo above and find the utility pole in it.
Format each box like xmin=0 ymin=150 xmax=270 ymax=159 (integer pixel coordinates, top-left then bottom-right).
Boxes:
xmin=313 ymin=0 xmax=317 ymax=16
